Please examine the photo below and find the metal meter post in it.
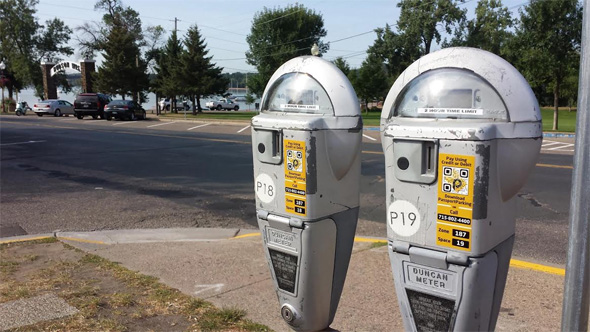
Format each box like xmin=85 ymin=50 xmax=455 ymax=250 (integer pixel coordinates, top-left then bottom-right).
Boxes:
xmin=380 ymin=47 xmax=542 ymax=331
xmin=251 ymin=56 xmax=362 ymax=331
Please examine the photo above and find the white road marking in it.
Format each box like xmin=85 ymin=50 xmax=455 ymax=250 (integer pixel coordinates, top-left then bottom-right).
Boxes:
xmin=59 ymin=117 xmax=77 ymax=121
xmin=83 ymin=120 xmax=107 ymax=123
xmin=541 ymin=140 xmax=575 ymax=152
xmin=363 ymin=133 xmax=377 ymax=141
xmin=237 ymin=125 xmax=250 ymax=133
xmin=194 ymin=283 xmax=224 ymax=295
xmin=146 ymin=121 xmax=177 ymax=128
xmin=1 ymin=140 xmax=46 ymax=146
xmin=187 ymin=123 xmax=211 ymax=131
xmin=546 ymin=143 xmax=574 ymax=151
xmin=112 ymin=121 xmax=141 ymax=126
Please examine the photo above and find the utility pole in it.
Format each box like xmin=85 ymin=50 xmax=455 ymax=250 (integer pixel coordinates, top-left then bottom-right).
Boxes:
xmin=174 ymin=17 xmax=178 ymax=34
xmin=561 ymin=0 xmax=590 ymax=330
xmin=136 ymin=54 xmax=140 ymax=104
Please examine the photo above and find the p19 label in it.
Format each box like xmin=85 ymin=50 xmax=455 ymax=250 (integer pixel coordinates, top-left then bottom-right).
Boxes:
xmin=388 ymin=200 xmax=421 ymax=237
xmin=255 ymin=173 xmax=275 ymax=204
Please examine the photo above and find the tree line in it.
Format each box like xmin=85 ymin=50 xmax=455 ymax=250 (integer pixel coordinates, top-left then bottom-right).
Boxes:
xmin=340 ymin=0 xmax=582 ymax=130
xmin=0 ymin=0 xmax=583 ymax=129
xmin=240 ymin=1 xmax=582 ymax=130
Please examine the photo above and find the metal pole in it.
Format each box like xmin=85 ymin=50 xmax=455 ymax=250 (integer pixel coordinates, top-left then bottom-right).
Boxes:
xmin=561 ymin=0 xmax=590 ymax=330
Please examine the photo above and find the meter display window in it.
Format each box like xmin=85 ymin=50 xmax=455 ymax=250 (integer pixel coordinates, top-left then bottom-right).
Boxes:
xmin=391 ymin=68 xmax=508 ymax=121
xmin=261 ymin=72 xmax=334 ymax=115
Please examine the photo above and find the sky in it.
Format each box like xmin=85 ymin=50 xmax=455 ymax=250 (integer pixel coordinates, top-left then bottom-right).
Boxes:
xmin=33 ymin=0 xmax=530 ymax=73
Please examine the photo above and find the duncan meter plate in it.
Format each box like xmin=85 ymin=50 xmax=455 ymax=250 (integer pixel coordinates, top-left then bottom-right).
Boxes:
xmin=380 ymin=47 xmax=542 ymax=331
xmin=252 ymin=56 xmax=362 ymax=332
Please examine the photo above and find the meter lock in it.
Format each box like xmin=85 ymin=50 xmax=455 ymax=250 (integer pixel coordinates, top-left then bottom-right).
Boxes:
xmin=393 ymin=139 xmax=438 ymax=184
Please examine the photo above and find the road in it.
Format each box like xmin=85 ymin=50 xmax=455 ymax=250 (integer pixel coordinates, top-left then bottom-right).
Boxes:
xmin=0 ymin=115 xmax=574 ymax=266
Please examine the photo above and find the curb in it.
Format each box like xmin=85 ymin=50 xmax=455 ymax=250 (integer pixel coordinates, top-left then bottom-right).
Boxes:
xmin=0 ymin=229 xmax=567 ymax=276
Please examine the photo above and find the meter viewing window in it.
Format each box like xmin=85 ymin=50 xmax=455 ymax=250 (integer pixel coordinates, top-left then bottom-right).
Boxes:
xmin=261 ymin=72 xmax=334 ymax=115
xmin=391 ymin=68 xmax=508 ymax=121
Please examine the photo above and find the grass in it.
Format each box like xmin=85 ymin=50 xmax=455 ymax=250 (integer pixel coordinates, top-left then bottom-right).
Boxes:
xmin=162 ymin=107 xmax=578 ymax=132
xmin=0 ymin=240 xmax=269 ymax=332
xmin=159 ymin=111 xmax=258 ymax=121
xmin=364 ymin=108 xmax=579 ymax=131
xmin=368 ymin=241 xmax=388 ymax=249
xmin=541 ymin=107 xmax=577 ymax=132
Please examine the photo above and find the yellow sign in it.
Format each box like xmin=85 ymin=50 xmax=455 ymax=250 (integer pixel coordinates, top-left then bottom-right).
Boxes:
xmin=436 ymin=154 xmax=475 ymax=251
xmin=284 ymin=140 xmax=306 ymax=216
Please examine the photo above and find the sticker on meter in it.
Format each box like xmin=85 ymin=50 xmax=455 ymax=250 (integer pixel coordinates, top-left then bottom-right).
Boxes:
xmin=284 ymin=140 xmax=307 ymax=216
xmin=255 ymin=173 xmax=276 ymax=204
xmin=388 ymin=200 xmax=421 ymax=237
xmin=436 ymin=153 xmax=474 ymax=252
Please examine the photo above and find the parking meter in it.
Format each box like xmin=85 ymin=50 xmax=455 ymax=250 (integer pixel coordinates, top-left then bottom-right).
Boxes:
xmin=380 ymin=48 xmax=542 ymax=331
xmin=252 ymin=56 xmax=362 ymax=331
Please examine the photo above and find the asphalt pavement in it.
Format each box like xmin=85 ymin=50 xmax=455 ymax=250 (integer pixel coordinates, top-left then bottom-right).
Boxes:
xmin=0 ymin=114 xmax=575 ymax=265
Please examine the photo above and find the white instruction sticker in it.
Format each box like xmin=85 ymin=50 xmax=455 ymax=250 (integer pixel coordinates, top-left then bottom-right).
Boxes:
xmin=280 ymin=104 xmax=320 ymax=111
xmin=418 ymin=108 xmax=483 ymax=116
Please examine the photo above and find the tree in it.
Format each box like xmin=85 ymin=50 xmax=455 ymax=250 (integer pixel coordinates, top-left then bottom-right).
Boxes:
xmin=245 ymin=92 xmax=255 ymax=111
xmin=152 ymin=31 xmax=184 ymax=113
xmin=77 ymin=0 xmax=144 ymax=58
xmin=0 ymin=0 xmax=73 ymax=98
xmin=180 ymin=24 xmax=228 ymax=114
xmin=349 ymin=54 xmax=389 ymax=113
xmin=332 ymin=57 xmax=351 ymax=76
xmin=367 ymin=0 xmax=465 ymax=82
xmin=447 ymin=0 xmax=513 ymax=55
xmin=507 ymin=0 xmax=582 ymax=130
xmin=396 ymin=0 xmax=467 ymax=55
xmin=95 ymin=23 xmax=149 ymax=101
xmin=246 ymin=4 xmax=328 ymax=96
xmin=368 ymin=24 xmax=421 ymax=79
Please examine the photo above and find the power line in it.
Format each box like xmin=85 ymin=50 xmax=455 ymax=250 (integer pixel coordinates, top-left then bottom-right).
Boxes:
xmin=254 ymin=8 xmax=304 ymax=26
xmin=215 ymin=30 xmax=377 ymax=61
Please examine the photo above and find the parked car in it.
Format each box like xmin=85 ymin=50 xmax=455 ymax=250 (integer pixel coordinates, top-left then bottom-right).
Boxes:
xmin=74 ymin=93 xmax=111 ymax=119
xmin=32 ymin=99 xmax=74 ymax=117
xmin=158 ymin=98 xmax=192 ymax=111
xmin=104 ymin=100 xmax=146 ymax=121
xmin=206 ymin=98 xmax=239 ymax=111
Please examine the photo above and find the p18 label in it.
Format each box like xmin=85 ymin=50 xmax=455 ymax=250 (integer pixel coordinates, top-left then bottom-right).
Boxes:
xmin=255 ymin=173 xmax=275 ymax=204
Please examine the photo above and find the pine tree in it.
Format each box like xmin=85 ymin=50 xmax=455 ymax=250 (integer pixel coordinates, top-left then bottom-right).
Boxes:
xmin=180 ymin=24 xmax=228 ymax=114
xmin=95 ymin=23 xmax=148 ymax=100
xmin=153 ymin=30 xmax=183 ymax=113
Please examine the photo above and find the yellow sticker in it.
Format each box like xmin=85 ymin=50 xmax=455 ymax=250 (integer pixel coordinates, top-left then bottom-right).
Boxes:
xmin=284 ymin=140 xmax=306 ymax=216
xmin=436 ymin=154 xmax=474 ymax=251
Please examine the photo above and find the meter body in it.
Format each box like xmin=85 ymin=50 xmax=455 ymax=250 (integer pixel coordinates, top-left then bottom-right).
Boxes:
xmin=252 ymin=56 xmax=362 ymax=331
xmin=380 ymin=48 xmax=542 ymax=331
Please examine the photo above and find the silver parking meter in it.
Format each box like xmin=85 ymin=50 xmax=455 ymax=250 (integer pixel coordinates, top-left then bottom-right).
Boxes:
xmin=251 ymin=56 xmax=362 ymax=331
xmin=380 ymin=48 xmax=542 ymax=331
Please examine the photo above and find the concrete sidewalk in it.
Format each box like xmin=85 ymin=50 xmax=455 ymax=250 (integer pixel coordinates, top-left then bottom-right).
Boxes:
xmin=3 ymin=228 xmax=565 ymax=331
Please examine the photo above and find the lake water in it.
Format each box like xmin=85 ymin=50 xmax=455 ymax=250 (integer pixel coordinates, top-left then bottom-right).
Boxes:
xmin=14 ymin=89 xmax=260 ymax=111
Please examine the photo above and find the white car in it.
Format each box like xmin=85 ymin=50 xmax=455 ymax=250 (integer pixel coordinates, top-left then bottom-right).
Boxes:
xmin=33 ymin=99 xmax=74 ymax=117
xmin=159 ymin=98 xmax=192 ymax=111
xmin=206 ymin=98 xmax=239 ymax=111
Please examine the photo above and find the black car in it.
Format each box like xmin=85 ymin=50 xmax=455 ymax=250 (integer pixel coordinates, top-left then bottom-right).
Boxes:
xmin=74 ymin=93 xmax=111 ymax=119
xmin=104 ymin=100 xmax=146 ymax=121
